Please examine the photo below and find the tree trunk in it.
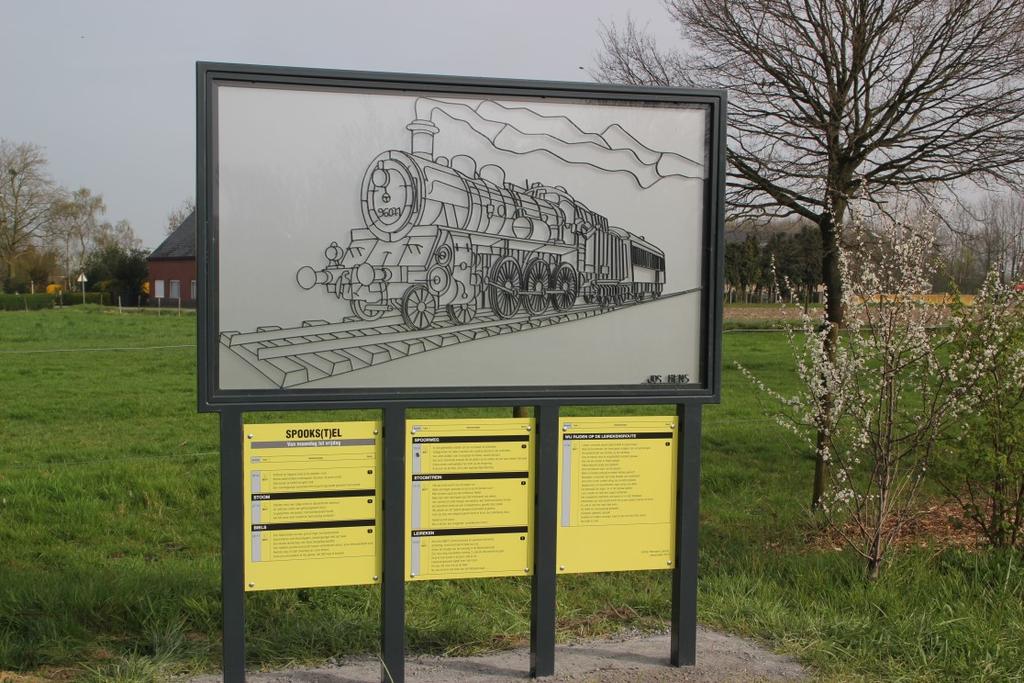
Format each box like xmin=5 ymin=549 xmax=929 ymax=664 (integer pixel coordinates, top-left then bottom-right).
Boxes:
xmin=812 ymin=210 xmax=845 ymax=511
xmin=812 ymin=430 xmax=827 ymax=511
xmin=991 ymin=476 xmax=1006 ymax=548
xmin=866 ymin=557 xmax=881 ymax=581
xmin=513 ymin=406 xmax=529 ymax=419
xmin=866 ymin=527 xmax=883 ymax=581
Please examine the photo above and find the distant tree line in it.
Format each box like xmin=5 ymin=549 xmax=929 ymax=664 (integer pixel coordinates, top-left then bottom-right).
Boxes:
xmin=0 ymin=138 xmax=149 ymax=303
xmin=933 ymin=193 xmax=1024 ymax=293
xmin=725 ymin=192 xmax=1024 ymax=306
xmin=725 ymin=220 xmax=823 ymax=306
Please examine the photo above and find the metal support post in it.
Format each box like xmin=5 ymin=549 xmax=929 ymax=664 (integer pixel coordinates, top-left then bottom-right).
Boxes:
xmin=220 ymin=409 xmax=246 ymax=682
xmin=530 ymin=403 xmax=558 ymax=678
xmin=380 ymin=406 xmax=406 ymax=683
xmin=671 ymin=402 xmax=702 ymax=666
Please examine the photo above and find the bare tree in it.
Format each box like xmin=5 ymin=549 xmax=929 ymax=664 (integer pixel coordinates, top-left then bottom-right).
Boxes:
xmin=95 ymin=219 xmax=142 ymax=252
xmin=932 ymin=205 xmax=983 ymax=293
xmin=979 ymin=193 xmax=1024 ymax=286
xmin=48 ymin=187 xmax=106 ymax=288
xmin=0 ymin=140 xmax=57 ymax=283
xmin=935 ymin=192 xmax=1024 ymax=291
xmin=596 ymin=1 xmax=1024 ymax=508
xmin=166 ymin=197 xmax=195 ymax=234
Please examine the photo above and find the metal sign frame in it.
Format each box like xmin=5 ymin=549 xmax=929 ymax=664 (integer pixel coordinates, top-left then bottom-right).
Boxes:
xmin=197 ymin=62 xmax=724 ymax=683
xmin=196 ymin=62 xmax=726 ymax=411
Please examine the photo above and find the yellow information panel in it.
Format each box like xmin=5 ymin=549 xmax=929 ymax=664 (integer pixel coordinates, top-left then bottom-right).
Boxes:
xmin=406 ymin=418 xmax=534 ymax=581
xmin=557 ymin=416 xmax=677 ymax=574
xmin=243 ymin=421 xmax=381 ymax=591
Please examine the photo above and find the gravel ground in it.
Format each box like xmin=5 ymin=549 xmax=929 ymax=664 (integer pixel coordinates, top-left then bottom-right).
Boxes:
xmin=187 ymin=628 xmax=808 ymax=682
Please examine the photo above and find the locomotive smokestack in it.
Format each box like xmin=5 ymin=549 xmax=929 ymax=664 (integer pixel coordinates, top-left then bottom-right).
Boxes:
xmin=406 ymin=119 xmax=439 ymax=160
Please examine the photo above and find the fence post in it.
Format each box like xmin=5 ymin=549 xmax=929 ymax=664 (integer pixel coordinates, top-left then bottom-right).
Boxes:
xmin=380 ymin=406 xmax=406 ymax=683
xmin=671 ymin=402 xmax=702 ymax=666
xmin=220 ymin=409 xmax=246 ymax=682
xmin=530 ymin=403 xmax=558 ymax=678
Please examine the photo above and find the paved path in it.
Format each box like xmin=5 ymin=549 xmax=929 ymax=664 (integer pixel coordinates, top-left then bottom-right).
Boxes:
xmin=189 ymin=628 xmax=808 ymax=682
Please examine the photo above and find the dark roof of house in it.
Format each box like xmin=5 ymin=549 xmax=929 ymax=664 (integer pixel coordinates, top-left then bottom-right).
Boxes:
xmin=149 ymin=210 xmax=196 ymax=260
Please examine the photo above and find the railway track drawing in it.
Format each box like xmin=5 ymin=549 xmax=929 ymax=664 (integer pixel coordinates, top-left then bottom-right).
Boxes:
xmin=221 ymin=289 xmax=695 ymax=388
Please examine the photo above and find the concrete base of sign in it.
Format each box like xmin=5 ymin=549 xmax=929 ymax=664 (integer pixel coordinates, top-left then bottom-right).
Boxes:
xmin=187 ymin=628 xmax=808 ymax=682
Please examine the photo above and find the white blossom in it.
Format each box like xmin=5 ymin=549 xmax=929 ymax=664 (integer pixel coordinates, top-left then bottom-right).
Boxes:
xmin=738 ymin=199 xmax=1016 ymax=577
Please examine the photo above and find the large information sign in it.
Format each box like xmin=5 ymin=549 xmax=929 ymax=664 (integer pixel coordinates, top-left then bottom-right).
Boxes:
xmin=199 ymin=63 xmax=724 ymax=683
xmin=557 ymin=416 xmax=677 ymax=574
xmin=406 ymin=418 xmax=534 ymax=581
xmin=198 ymin=64 xmax=725 ymax=410
xmin=243 ymin=421 xmax=381 ymax=591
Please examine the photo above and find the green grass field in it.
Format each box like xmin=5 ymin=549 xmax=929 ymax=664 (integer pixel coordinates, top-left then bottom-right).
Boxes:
xmin=1 ymin=307 xmax=1022 ymax=681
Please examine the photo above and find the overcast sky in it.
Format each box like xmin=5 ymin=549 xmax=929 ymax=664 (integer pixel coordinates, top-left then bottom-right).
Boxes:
xmin=1 ymin=0 xmax=679 ymax=250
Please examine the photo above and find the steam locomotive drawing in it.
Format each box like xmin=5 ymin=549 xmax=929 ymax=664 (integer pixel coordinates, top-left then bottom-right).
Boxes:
xmin=296 ymin=118 xmax=666 ymax=330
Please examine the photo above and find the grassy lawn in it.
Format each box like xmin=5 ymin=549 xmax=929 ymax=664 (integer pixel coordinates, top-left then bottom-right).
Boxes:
xmin=0 ymin=307 xmax=1021 ymax=681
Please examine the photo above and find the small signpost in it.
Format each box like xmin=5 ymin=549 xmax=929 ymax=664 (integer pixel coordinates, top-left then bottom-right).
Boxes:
xmin=77 ymin=273 xmax=87 ymax=304
xmin=197 ymin=62 xmax=726 ymax=683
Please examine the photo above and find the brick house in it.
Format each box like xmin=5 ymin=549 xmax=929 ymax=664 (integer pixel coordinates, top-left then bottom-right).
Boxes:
xmin=148 ymin=210 xmax=197 ymax=306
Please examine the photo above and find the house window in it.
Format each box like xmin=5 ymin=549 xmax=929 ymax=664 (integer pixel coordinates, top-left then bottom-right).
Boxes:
xmin=154 ymin=279 xmax=165 ymax=298
xmin=190 ymin=280 xmax=196 ymax=300
xmin=169 ymin=280 xmax=181 ymax=300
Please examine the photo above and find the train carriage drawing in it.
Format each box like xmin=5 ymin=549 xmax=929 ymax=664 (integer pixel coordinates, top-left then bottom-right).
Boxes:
xmin=295 ymin=117 xmax=667 ymax=330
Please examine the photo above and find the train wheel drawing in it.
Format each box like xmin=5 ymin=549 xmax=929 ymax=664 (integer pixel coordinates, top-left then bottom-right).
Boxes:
xmin=446 ymin=298 xmax=477 ymax=325
xmin=550 ymin=263 xmax=579 ymax=311
xmin=523 ymin=259 xmax=550 ymax=316
xmin=488 ymin=257 xmax=523 ymax=319
xmin=401 ymin=285 xmax=437 ymax=330
xmin=351 ymin=298 xmax=386 ymax=322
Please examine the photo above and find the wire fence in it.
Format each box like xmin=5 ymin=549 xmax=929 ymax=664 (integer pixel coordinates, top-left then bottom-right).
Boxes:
xmin=0 ymin=328 xmax=802 ymax=355
xmin=0 ymin=343 xmax=195 ymax=354
xmin=1 ymin=415 xmax=804 ymax=472
xmin=1 ymin=449 xmax=221 ymax=471
xmin=0 ymin=331 xmax=804 ymax=471
xmin=723 ymin=327 xmax=792 ymax=333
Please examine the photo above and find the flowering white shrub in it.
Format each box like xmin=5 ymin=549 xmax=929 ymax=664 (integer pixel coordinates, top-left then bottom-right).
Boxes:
xmin=935 ymin=275 xmax=1024 ymax=549
xmin=741 ymin=207 xmax=988 ymax=578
